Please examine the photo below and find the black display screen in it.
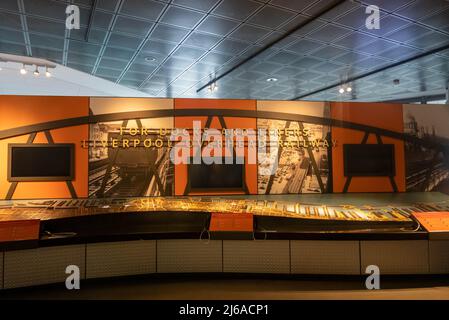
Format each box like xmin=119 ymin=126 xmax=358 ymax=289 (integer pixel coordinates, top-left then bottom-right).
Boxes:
xmin=344 ymin=144 xmax=395 ymax=177
xmin=189 ymin=158 xmax=244 ymax=189
xmin=8 ymin=144 xmax=74 ymax=181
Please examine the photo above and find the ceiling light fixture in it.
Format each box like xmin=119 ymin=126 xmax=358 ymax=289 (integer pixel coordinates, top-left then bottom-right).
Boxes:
xmin=207 ymin=82 xmax=218 ymax=93
xmin=145 ymin=56 xmax=157 ymax=63
xmin=339 ymin=83 xmax=352 ymax=94
xmin=20 ymin=64 xmax=27 ymax=75
xmin=0 ymin=53 xmax=57 ymax=78
xmin=266 ymin=77 xmax=278 ymax=82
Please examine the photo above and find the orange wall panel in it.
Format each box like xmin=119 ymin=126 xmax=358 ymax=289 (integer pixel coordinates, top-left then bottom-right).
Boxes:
xmin=331 ymin=102 xmax=405 ymax=193
xmin=0 ymin=96 xmax=89 ymax=199
xmin=0 ymin=96 xmax=88 ymax=130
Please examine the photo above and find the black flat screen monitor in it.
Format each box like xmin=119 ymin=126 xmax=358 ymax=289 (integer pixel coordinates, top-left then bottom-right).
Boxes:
xmin=8 ymin=144 xmax=75 ymax=181
xmin=344 ymin=144 xmax=395 ymax=177
xmin=189 ymin=158 xmax=244 ymax=190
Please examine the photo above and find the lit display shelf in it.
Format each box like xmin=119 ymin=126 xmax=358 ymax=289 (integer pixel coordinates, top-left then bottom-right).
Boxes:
xmin=2 ymin=195 xmax=449 ymax=234
xmin=0 ymin=196 xmax=423 ymax=224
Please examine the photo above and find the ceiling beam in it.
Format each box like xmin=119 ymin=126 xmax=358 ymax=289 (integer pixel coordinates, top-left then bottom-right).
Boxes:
xmin=196 ymin=0 xmax=347 ymax=93
xmin=16 ymin=0 xmax=32 ymax=57
xmin=85 ymin=0 xmax=98 ymax=42
xmin=292 ymin=42 xmax=449 ymax=100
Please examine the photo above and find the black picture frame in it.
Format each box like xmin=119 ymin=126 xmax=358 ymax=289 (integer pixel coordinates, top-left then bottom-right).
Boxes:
xmin=343 ymin=144 xmax=396 ymax=177
xmin=187 ymin=156 xmax=246 ymax=192
xmin=8 ymin=143 xmax=75 ymax=182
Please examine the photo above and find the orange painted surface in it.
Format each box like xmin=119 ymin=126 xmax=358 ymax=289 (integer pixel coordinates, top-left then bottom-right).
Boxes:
xmin=0 ymin=96 xmax=89 ymax=199
xmin=209 ymin=213 xmax=254 ymax=232
xmin=0 ymin=220 xmax=40 ymax=242
xmin=174 ymin=99 xmax=257 ymax=196
xmin=331 ymin=102 xmax=405 ymax=192
xmin=412 ymin=212 xmax=449 ymax=232
xmin=0 ymin=96 xmax=88 ymax=130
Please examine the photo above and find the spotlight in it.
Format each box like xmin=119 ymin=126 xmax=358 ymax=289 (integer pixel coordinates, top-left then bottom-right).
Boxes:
xmin=207 ymin=81 xmax=218 ymax=93
xmin=346 ymin=86 xmax=352 ymax=92
xmin=20 ymin=64 xmax=27 ymax=75
xmin=338 ymin=87 xmax=345 ymax=94
xmin=45 ymin=67 xmax=51 ymax=78
xmin=33 ymin=66 xmax=40 ymax=76
xmin=266 ymin=77 xmax=278 ymax=82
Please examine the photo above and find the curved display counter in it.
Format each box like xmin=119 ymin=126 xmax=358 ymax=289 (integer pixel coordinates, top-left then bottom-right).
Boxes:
xmin=1 ymin=194 xmax=449 ymax=290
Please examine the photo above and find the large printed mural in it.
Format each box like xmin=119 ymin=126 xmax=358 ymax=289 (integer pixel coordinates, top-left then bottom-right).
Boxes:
xmin=0 ymin=96 xmax=447 ymax=200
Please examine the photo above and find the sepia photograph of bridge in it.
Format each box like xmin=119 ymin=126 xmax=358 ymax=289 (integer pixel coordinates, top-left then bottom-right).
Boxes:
xmin=403 ymin=104 xmax=449 ymax=193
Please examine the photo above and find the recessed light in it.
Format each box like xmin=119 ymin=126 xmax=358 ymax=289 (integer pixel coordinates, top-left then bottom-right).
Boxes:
xmin=145 ymin=56 xmax=157 ymax=62
xmin=346 ymin=86 xmax=352 ymax=92
xmin=338 ymin=87 xmax=345 ymax=94
xmin=266 ymin=77 xmax=278 ymax=82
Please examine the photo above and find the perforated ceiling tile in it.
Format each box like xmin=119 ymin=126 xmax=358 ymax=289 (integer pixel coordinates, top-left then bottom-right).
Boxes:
xmin=395 ymin=0 xmax=449 ymax=21
xmin=196 ymin=15 xmax=239 ymax=36
xmin=200 ymin=52 xmax=233 ymax=65
xmin=27 ymin=17 xmax=66 ymax=37
xmin=360 ymin=0 xmax=412 ymax=12
xmin=24 ymin=0 xmax=69 ymax=21
xmin=248 ymin=5 xmax=296 ymax=29
xmin=150 ymin=24 xmax=190 ymax=43
xmin=406 ymin=32 xmax=449 ymax=50
xmin=102 ymin=46 xmax=135 ymax=60
xmin=308 ymin=24 xmax=352 ymax=42
xmin=183 ymin=31 xmax=222 ymax=49
xmin=161 ymin=6 xmax=204 ymax=29
xmin=140 ymin=41 xmax=175 ymax=57
xmin=107 ymin=33 xmax=143 ymax=50
xmin=0 ymin=0 xmax=448 ymax=101
xmin=285 ymin=38 xmax=324 ymax=54
xmin=96 ymin=0 xmax=119 ymax=12
xmin=31 ymin=47 xmax=63 ymax=62
xmin=0 ymin=29 xmax=25 ymax=44
xmin=311 ymin=46 xmax=348 ymax=60
xmin=229 ymin=24 xmax=272 ymax=43
xmin=386 ymin=24 xmax=433 ymax=43
xmin=113 ymin=16 xmax=154 ymax=37
xmin=213 ymin=38 xmax=250 ymax=54
xmin=119 ymin=0 xmax=166 ymax=20
xmin=173 ymin=0 xmax=220 ymax=12
xmin=98 ymin=57 xmax=130 ymax=70
xmin=212 ymin=0 xmax=263 ymax=21
xmin=29 ymin=33 xmax=64 ymax=49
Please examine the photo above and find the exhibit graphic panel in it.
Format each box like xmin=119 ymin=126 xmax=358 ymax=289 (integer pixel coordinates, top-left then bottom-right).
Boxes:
xmin=88 ymin=98 xmax=174 ymax=198
xmin=331 ymin=102 xmax=406 ymax=193
xmin=403 ymin=104 xmax=449 ymax=193
xmin=257 ymin=101 xmax=330 ymax=194
xmin=257 ymin=119 xmax=330 ymax=194
xmin=0 ymin=96 xmax=89 ymax=200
